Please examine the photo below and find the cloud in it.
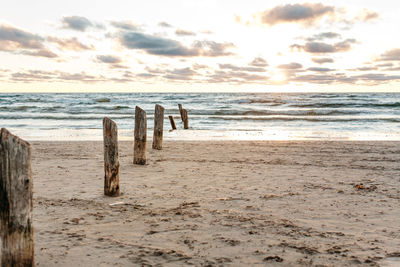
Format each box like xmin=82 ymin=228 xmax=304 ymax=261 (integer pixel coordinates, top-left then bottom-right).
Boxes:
xmin=291 ymin=39 xmax=356 ymax=53
xmin=164 ymin=67 xmax=197 ymax=80
xmin=307 ymin=67 xmax=335 ymax=72
xmin=0 ymin=24 xmax=58 ymax=58
xmin=62 ymin=16 xmax=103 ymax=31
xmin=219 ymin=63 xmax=265 ymax=72
xmin=349 ymin=66 xmax=378 ymax=71
xmin=352 ymin=73 xmax=400 ymax=84
xmin=110 ymin=20 xmax=140 ymax=31
xmin=260 ymin=3 xmax=334 ymax=25
xmin=11 ymin=70 xmax=105 ymax=82
xmin=277 ymin=62 xmax=303 ymax=69
xmin=208 ymin=70 xmax=269 ymax=83
xmin=158 ymin=22 xmax=172 ymax=28
xmin=192 ymin=41 xmax=235 ymax=57
xmin=47 ymin=36 xmax=94 ymax=51
xmin=356 ymin=9 xmax=379 ymax=22
xmin=307 ymin=32 xmax=341 ymax=41
xmin=121 ymin=32 xmax=197 ymax=56
xmin=378 ymin=48 xmax=400 ymax=61
xmin=175 ymin=29 xmax=196 ymax=36
xmin=96 ymin=55 xmax=122 ymax=64
xmin=0 ymin=24 xmax=44 ymax=50
xmin=21 ymin=49 xmax=58 ymax=58
xmin=312 ymin=57 xmax=334 ymax=64
xmin=120 ymin=32 xmax=234 ymax=57
xmin=249 ymin=57 xmax=268 ymax=67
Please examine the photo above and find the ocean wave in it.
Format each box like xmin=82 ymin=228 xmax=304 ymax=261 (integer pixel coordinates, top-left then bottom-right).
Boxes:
xmin=95 ymin=97 xmax=111 ymax=103
xmin=211 ymin=116 xmax=400 ymax=123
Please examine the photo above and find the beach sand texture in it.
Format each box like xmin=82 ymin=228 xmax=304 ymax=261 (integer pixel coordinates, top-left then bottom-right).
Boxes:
xmin=31 ymin=141 xmax=400 ymax=266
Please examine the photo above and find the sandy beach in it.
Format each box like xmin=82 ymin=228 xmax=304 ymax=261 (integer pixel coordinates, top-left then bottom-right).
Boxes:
xmin=31 ymin=140 xmax=400 ymax=266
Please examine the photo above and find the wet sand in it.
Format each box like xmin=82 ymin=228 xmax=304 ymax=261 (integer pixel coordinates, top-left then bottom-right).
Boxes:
xmin=31 ymin=141 xmax=400 ymax=266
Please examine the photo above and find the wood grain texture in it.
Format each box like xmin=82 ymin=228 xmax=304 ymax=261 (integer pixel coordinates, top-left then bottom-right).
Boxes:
xmin=152 ymin=104 xmax=164 ymax=150
xmin=168 ymin=116 xmax=177 ymax=130
xmin=0 ymin=128 xmax=34 ymax=267
xmin=182 ymin=109 xmax=189 ymax=129
xmin=134 ymin=106 xmax=147 ymax=165
xmin=103 ymin=118 xmax=120 ymax=197
xmin=178 ymin=104 xmax=184 ymax=122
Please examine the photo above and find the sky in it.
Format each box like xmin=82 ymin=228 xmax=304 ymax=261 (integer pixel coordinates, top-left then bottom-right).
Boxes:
xmin=1 ymin=0 xmax=400 ymax=93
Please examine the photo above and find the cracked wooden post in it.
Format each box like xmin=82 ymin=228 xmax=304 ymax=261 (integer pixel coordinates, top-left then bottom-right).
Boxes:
xmin=168 ymin=116 xmax=177 ymax=130
xmin=182 ymin=109 xmax=189 ymax=129
xmin=152 ymin=104 xmax=164 ymax=150
xmin=103 ymin=117 xmax=120 ymax=197
xmin=0 ymin=128 xmax=34 ymax=267
xmin=134 ymin=106 xmax=147 ymax=165
xmin=178 ymin=104 xmax=184 ymax=122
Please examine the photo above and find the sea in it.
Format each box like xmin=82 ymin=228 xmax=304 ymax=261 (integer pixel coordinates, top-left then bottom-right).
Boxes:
xmin=1 ymin=93 xmax=399 ymax=141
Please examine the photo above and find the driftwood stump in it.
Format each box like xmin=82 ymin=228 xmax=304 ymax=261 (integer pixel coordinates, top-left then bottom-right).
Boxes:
xmin=152 ymin=104 xmax=164 ymax=150
xmin=168 ymin=116 xmax=177 ymax=130
xmin=134 ymin=106 xmax=147 ymax=165
xmin=0 ymin=128 xmax=34 ymax=267
xmin=103 ymin=117 xmax=120 ymax=197
xmin=178 ymin=104 xmax=184 ymax=122
xmin=182 ymin=109 xmax=189 ymax=129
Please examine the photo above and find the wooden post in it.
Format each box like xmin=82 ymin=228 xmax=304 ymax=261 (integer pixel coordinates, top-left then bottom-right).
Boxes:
xmin=0 ymin=128 xmax=34 ymax=266
xmin=134 ymin=106 xmax=147 ymax=165
xmin=168 ymin=116 xmax=177 ymax=130
xmin=103 ymin=117 xmax=120 ymax=197
xmin=182 ymin=109 xmax=189 ymax=129
xmin=178 ymin=104 xmax=184 ymax=122
xmin=152 ymin=104 xmax=164 ymax=150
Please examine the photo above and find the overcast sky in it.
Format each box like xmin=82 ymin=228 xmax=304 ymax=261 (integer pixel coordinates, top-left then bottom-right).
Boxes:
xmin=1 ymin=0 xmax=400 ymax=92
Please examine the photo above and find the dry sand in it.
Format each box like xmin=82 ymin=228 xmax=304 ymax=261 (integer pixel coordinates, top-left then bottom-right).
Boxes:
xmin=31 ymin=141 xmax=400 ymax=266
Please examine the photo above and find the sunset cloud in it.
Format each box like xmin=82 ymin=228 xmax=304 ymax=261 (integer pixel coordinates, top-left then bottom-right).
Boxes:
xmin=0 ymin=24 xmax=44 ymax=50
xmin=120 ymin=32 xmax=234 ymax=57
xmin=249 ymin=57 xmax=269 ymax=67
xmin=110 ymin=20 xmax=140 ymax=31
xmin=260 ymin=3 xmax=334 ymax=25
xmin=48 ymin=36 xmax=94 ymax=51
xmin=312 ymin=57 xmax=334 ymax=64
xmin=307 ymin=67 xmax=335 ymax=72
xmin=175 ymin=29 xmax=196 ymax=36
xmin=96 ymin=55 xmax=122 ymax=64
xmin=158 ymin=22 xmax=172 ymax=28
xmin=378 ymin=48 xmax=400 ymax=61
xmin=120 ymin=32 xmax=197 ymax=56
xmin=277 ymin=62 xmax=303 ymax=69
xmin=307 ymin=32 xmax=341 ymax=41
xmin=356 ymin=9 xmax=379 ymax=22
xmin=291 ymin=39 xmax=356 ymax=53
xmin=11 ymin=69 xmax=105 ymax=82
xmin=0 ymin=24 xmax=57 ymax=58
xmin=62 ymin=16 xmax=103 ymax=31
xmin=219 ymin=64 xmax=266 ymax=72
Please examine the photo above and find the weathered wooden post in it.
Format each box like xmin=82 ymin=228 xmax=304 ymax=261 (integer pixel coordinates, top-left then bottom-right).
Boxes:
xmin=168 ymin=116 xmax=177 ymax=130
xmin=0 ymin=128 xmax=34 ymax=266
xmin=152 ymin=104 xmax=164 ymax=150
xmin=134 ymin=106 xmax=147 ymax=165
xmin=182 ymin=109 xmax=189 ymax=129
xmin=178 ymin=104 xmax=184 ymax=122
xmin=103 ymin=117 xmax=120 ymax=197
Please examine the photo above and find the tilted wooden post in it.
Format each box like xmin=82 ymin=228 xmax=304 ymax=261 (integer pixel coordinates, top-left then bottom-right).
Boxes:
xmin=168 ymin=116 xmax=177 ymax=130
xmin=178 ymin=104 xmax=184 ymax=122
xmin=152 ymin=104 xmax=164 ymax=150
xmin=134 ymin=106 xmax=147 ymax=165
xmin=0 ymin=128 xmax=34 ymax=266
xmin=103 ymin=117 xmax=120 ymax=197
xmin=182 ymin=109 xmax=189 ymax=129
